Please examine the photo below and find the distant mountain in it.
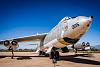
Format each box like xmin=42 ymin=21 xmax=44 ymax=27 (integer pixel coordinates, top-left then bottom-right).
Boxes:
xmin=93 ymin=45 xmax=100 ymax=49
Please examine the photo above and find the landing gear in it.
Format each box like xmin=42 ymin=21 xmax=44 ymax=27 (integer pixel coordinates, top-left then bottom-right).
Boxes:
xmin=39 ymin=51 xmax=43 ymax=55
xmin=50 ymin=50 xmax=59 ymax=65
xmin=39 ymin=51 xmax=48 ymax=56
xmin=11 ymin=49 xmax=14 ymax=59
xmin=55 ymin=51 xmax=59 ymax=60
xmin=49 ymin=51 xmax=54 ymax=59
xmin=49 ymin=48 xmax=60 ymax=61
xmin=8 ymin=46 xmax=14 ymax=59
xmin=72 ymin=45 xmax=78 ymax=55
xmin=75 ymin=49 xmax=78 ymax=55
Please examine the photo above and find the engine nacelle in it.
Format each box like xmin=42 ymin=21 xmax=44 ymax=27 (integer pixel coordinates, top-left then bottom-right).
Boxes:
xmin=11 ymin=40 xmax=19 ymax=49
xmin=73 ymin=42 xmax=90 ymax=50
xmin=4 ymin=40 xmax=10 ymax=47
xmin=3 ymin=40 xmax=19 ymax=50
xmin=85 ymin=42 xmax=90 ymax=47
xmin=61 ymin=47 xmax=69 ymax=53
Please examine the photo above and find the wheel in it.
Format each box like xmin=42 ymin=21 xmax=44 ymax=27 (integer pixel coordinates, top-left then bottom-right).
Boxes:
xmin=45 ymin=53 xmax=49 ymax=57
xmin=39 ymin=51 xmax=46 ymax=56
xmin=49 ymin=51 xmax=54 ymax=59
xmin=39 ymin=51 xmax=42 ymax=55
xmin=55 ymin=51 xmax=59 ymax=60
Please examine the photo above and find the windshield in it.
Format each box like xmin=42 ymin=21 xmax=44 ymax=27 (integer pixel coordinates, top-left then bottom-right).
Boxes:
xmin=60 ymin=16 xmax=77 ymax=23
xmin=66 ymin=16 xmax=77 ymax=20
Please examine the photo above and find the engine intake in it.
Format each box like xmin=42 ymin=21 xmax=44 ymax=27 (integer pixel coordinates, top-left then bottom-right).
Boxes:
xmin=11 ymin=40 xmax=18 ymax=46
xmin=61 ymin=47 xmax=69 ymax=53
xmin=4 ymin=40 xmax=10 ymax=47
xmin=11 ymin=40 xmax=18 ymax=49
xmin=86 ymin=42 xmax=90 ymax=46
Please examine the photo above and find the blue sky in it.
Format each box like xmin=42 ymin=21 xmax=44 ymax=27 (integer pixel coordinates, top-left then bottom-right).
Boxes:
xmin=0 ymin=0 xmax=100 ymax=49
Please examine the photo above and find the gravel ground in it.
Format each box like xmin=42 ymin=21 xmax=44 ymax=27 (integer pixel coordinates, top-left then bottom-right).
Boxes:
xmin=0 ymin=52 xmax=100 ymax=67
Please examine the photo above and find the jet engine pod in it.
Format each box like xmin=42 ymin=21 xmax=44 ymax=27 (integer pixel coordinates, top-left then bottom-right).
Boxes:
xmin=11 ymin=40 xmax=18 ymax=46
xmin=61 ymin=47 xmax=69 ymax=53
xmin=82 ymin=42 xmax=85 ymax=46
xmin=4 ymin=40 xmax=10 ymax=47
xmin=11 ymin=40 xmax=19 ymax=49
xmin=86 ymin=42 xmax=90 ymax=46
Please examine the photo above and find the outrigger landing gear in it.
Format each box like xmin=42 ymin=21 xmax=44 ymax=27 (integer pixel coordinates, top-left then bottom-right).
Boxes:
xmin=8 ymin=46 xmax=14 ymax=59
xmin=75 ymin=49 xmax=78 ymax=55
xmin=11 ymin=49 xmax=14 ymax=59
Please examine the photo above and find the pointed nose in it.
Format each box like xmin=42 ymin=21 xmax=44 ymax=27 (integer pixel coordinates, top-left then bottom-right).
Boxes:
xmin=88 ymin=16 xmax=93 ymax=22
xmin=90 ymin=16 xmax=93 ymax=19
xmin=86 ymin=16 xmax=93 ymax=27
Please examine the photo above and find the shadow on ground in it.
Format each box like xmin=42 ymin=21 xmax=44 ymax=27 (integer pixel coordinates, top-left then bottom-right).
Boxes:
xmin=17 ymin=57 xmax=32 ymax=60
xmin=0 ymin=55 xmax=48 ymax=60
xmin=0 ymin=56 xmax=5 ymax=58
xmin=0 ymin=53 xmax=100 ymax=65
xmin=60 ymin=54 xmax=100 ymax=65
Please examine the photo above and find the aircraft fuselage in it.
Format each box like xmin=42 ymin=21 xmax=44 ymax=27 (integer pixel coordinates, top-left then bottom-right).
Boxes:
xmin=43 ymin=16 xmax=93 ymax=49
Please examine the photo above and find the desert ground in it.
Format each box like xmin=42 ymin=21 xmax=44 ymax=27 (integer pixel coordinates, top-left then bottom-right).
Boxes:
xmin=0 ymin=52 xmax=100 ymax=67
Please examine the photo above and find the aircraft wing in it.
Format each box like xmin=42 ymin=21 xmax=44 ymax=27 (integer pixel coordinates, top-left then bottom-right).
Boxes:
xmin=0 ymin=33 xmax=47 ymax=44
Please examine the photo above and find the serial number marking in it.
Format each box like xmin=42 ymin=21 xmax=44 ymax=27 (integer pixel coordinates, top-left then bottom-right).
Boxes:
xmin=72 ymin=23 xmax=79 ymax=29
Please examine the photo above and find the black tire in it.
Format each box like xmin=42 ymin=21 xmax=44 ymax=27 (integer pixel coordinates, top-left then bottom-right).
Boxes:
xmin=45 ymin=53 xmax=49 ymax=57
xmin=39 ymin=51 xmax=42 ymax=55
xmin=55 ymin=51 xmax=59 ymax=60
xmin=42 ymin=52 xmax=45 ymax=55
xmin=49 ymin=51 xmax=54 ymax=59
xmin=39 ymin=51 xmax=46 ymax=56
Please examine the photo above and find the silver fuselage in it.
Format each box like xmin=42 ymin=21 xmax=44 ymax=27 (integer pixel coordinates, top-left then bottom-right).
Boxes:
xmin=43 ymin=16 xmax=93 ymax=49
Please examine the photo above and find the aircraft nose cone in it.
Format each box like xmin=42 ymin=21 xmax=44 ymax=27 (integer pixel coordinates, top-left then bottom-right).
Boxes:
xmin=90 ymin=16 xmax=93 ymax=19
xmin=88 ymin=16 xmax=93 ymax=22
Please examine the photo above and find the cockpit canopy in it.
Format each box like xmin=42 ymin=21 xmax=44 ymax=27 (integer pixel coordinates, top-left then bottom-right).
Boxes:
xmin=66 ymin=16 xmax=77 ymax=20
xmin=60 ymin=16 xmax=77 ymax=23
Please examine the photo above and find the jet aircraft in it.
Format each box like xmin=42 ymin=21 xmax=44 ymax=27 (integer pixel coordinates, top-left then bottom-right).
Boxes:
xmin=0 ymin=16 xmax=93 ymax=60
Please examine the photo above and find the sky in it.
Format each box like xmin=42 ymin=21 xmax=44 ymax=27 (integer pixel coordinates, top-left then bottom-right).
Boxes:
xmin=0 ymin=0 xmax=100 ymax=49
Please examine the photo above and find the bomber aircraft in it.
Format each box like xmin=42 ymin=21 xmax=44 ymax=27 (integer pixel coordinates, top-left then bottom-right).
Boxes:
xmin=0 ymin=16 xmax=93 ymax=60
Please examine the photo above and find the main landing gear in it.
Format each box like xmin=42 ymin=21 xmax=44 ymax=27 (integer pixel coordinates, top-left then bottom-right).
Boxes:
xmin=39 ymin=47 xmax=60 ymax=64
xmin=49 ymin=47 xmax=60 ymax=65
xmin=50 ymin=51 xmax=59 ymax=60
xmin=49 ymin=47 xmax=60 ymax=61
